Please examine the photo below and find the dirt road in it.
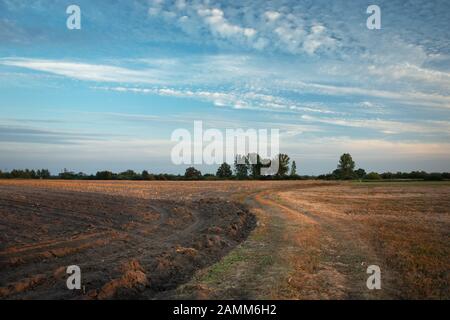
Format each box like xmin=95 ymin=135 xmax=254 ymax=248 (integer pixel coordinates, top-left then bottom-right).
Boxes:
xmin=178 ymin=181 xmax=450 ymax=299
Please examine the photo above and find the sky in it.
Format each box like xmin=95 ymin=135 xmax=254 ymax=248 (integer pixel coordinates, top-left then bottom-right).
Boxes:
xmin=0 ymin=0 xmax=449 ymax=175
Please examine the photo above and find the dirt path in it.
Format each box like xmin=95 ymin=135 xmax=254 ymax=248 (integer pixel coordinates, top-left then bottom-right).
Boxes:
xmin=176 ymin=183 xmax=403 ymax=299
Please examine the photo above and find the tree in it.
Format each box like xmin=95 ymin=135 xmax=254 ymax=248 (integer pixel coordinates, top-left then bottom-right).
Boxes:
xmin=381 ymin=172 xmax=394 ymax=179
xmin=234 ymin=155 xmax=248 ymax=179
xmin=10 ymin=169 xmax=35 ymax=179
xmin=276 ymin=154 xmax=290 ymax=177
xmin=29 ymin=170 xmax=37 ymax=179
xmin=290 ymin=161 xmax=297 ymax=176
xmin=43 ymin=169 xmax=48 ymax=179
xmin=216 ymin=162 xmax=232 ymax=178
xmin=355 ymin=168 xmax=366 ymax=180
xmin=59 ymin=169 xmax=77 ymax=179
xmin=337 ymin=153 xmax=355 ymax=179
xmin=96 ymin=171 xmax=114 ymax=180
xmin=37 ymin=169 xmax=51 ymax=179
xmin=185 ymin=167 xmax=202 ymax=179
xmin=247 ymin=153 xmax=264 ymax=179
xmin=142 ymin=170 xmax=155 ymax=180
xmin=118 ymin=170 xmax=138 ymax=180
xmin=142 ymin=170 xmax=149 ymax=180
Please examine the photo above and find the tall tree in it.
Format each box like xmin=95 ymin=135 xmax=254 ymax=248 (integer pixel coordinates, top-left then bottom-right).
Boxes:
xmin=290 ymin=160 xmax=297 ymax=176
xmin=216 ymin=162 xmax=232 ymax=178
xmin=234 ymin=155 xmax=248 ymax=179
xmin=337 ymin=153 xmax=355 ymax=179
xmin=247 ymin=153 xmax=263 ymax=179
xmin=40 ymin=169 xmax=51 ymax=179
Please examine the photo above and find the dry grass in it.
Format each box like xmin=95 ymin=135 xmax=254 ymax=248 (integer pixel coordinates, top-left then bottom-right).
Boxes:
xmin=182 ymin=181 xmax=449 ymax=299
xmin=278 ymin=182 xmax=450 ymax=299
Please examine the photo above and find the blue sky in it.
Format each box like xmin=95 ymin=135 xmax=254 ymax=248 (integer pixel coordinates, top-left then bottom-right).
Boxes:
xmin=0 ymin=0 xmax=449 ymax=174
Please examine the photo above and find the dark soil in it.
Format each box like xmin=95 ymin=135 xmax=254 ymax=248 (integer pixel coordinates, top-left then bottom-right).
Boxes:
xmin=0 ymin=184 xmax=256 ymax=299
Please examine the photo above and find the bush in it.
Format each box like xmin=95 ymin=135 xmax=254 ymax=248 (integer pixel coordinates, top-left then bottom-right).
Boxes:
xmin=424 ymin=173 xmax=443 ymax=181
xmin=365 ymin=172 xmax=382 ymax=180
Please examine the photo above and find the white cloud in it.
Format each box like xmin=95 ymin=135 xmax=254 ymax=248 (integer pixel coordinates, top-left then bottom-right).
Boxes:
xmin=302 ymin=24 xmax=336 ymax=55
xmin=197 ymin=7 xmax=257 ymax=39
xmin=94 ymin=86 xmax=337 ymax=115
xmin=367 ymin=63 xmax=450 ymax=89
xmin=0 ymin=58 xmax=163 ymax=84
xmin=301 ymin=115 xmax=450 ymax=135
xmin=284 ymin=80 xmax=450 ymax=109
xmin=264 ymin=11 xmax=281 ymax=21
xmin=147 ymin=1 xmax=337 ymax=55
xmin=2 ymin=56 xmax=449 ymax=112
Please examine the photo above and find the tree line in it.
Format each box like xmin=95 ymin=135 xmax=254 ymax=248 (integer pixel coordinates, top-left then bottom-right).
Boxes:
xmin=1 ymin=153 xmax=449 ymax=181
xmin=316 ymin=153 xmax=450 ymax=181
xmin=182 ymin=153 xmax=298 ymax=180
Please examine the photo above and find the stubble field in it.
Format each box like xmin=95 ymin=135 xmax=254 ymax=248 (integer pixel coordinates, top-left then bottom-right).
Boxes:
xmin=0 ymin=180 xmax=448 ymax=299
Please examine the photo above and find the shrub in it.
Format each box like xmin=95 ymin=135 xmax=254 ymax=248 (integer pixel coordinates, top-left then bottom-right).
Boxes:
xmin=365 ymin=172 xmax=382 ymax=180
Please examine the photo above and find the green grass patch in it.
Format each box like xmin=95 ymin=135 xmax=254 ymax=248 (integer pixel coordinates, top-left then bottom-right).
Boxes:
xmin=201 ymin=247 xmax=248 ymax=284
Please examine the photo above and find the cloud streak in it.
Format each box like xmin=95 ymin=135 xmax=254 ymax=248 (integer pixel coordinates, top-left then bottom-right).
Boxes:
xmin=0 ymin=58 xmax=164 ymax=84
xmin=2 ymin=56 xmax=449 ymax=111
xmin=301 ymin=115 xmax=450 ymax=135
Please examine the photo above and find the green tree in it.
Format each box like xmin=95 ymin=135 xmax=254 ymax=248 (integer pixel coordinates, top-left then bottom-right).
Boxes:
xmin=234 ymin=155 xmax=248 ymax=179
xmin=118 ymin=170 xmax=138 ymax=180
xmin=59 ymin=169 xmax=77 ymax=179
xmin=337 ymin=153 xmax=355 ymax=179
xmin=247 ymin=153 xmax=264 ymax=179
xmin=185 ymin=167 xmax=202 ymax=179
xmin=37 ymin=169 xmax=48 ymax=179
xmin=216 ymin=162 xmax=232 ymax=178
xmin=290 ymin=160 xmax=297 ymax=176
xmin=142 ymin=170 xmax=155 ymax=180
xmin=96 ymin=171 xmax=114 ymax=180
xmin=355 ymin=168 xmax=366 ymax=180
